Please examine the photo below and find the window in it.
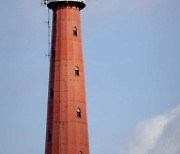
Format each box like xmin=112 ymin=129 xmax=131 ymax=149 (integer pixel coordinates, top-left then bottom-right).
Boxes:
xmin=73 ymin=26 xmax=77 ymax=36
xmin=53 ymin=13 xmax=57 ymax=21
xmin=79 ymin=151 xmax=83 ymax=154
xmin=76 ymin=108 xmax=81 ymax=118
xmin=75 ymin=66 xmax=79 ymax=76
xmin=48 ymin=130 xmax=52 ymax=141
xmin=52 ymin=48 xmax=56 ymax=56
xmin=50 ymin=88 xmax=54 ymax=98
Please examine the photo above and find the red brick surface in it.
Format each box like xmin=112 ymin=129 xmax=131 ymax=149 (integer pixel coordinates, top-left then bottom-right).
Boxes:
xmin=45 ymin=5 xmax=89 ymax=154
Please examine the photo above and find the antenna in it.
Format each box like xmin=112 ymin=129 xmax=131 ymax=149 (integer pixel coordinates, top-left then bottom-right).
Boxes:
xmin=45 ymin=8 xmax=51 ymax=61
xmin=41 ymin=0 xmax=51 ymax=61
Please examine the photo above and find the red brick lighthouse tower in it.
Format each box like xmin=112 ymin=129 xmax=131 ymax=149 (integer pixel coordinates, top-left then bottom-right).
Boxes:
xmin=45 ymin=0 xmax=89 ymax=154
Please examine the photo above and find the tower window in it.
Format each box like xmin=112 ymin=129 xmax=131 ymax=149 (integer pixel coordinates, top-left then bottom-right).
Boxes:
xmin=75 ymin=66 xmax=79 ymax=76
xmin=76 ymin=108 xmax=81 ymax=118
xmin=48 ymin=131 xmax=52 ymax=141
xmin=73 ymin=26 xmax=77 ymax=36
xmin=50 ymin=88 xmax=54 ymax=98
xmin=54 ymin=13 xmax=57 ymax=21
xmin=52 ymin=48 xmax=56 ymax=57
xmin=79 ymin=151 xmax=83 ymax=154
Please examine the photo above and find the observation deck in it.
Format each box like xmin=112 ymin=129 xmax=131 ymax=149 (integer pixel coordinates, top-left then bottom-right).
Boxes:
xmin=47 ymin=0 xmax=86 ymax=10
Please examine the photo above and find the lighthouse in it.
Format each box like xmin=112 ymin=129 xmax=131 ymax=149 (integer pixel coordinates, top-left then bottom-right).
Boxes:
xmin=44 ymin=0 xmax=89 ymax=154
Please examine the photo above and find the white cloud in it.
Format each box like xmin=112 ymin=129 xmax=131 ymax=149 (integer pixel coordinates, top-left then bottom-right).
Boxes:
xmin=120 ymin=105 xmax=180 ymax=154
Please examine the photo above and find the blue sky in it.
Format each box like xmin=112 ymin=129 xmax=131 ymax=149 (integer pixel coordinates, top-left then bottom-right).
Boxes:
xmin=0 ymin=0 xmax=180 ymax=154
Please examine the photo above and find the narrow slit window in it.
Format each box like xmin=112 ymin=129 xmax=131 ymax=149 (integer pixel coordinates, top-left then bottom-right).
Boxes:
xmin=76 ymin=108 xmax=81 ymax=118
xmin=73 ymin=26 xmax=77 ymax=36
xmin=48 ymin=131 xmax=52 ymax=141
xmin=50 ymin=88 xmax=54 ymax=98
xmin=52 ymin=48 xmax=56 ymax=57
xmin=75 ymin=66 xmax=79 ymax=76
xmin=54 ymin=13 xmax=57 ymax=21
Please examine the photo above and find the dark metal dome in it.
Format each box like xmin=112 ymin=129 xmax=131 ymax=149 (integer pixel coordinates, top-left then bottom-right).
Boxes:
xmin=47 ymin=0 xmax=86 ymax=10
